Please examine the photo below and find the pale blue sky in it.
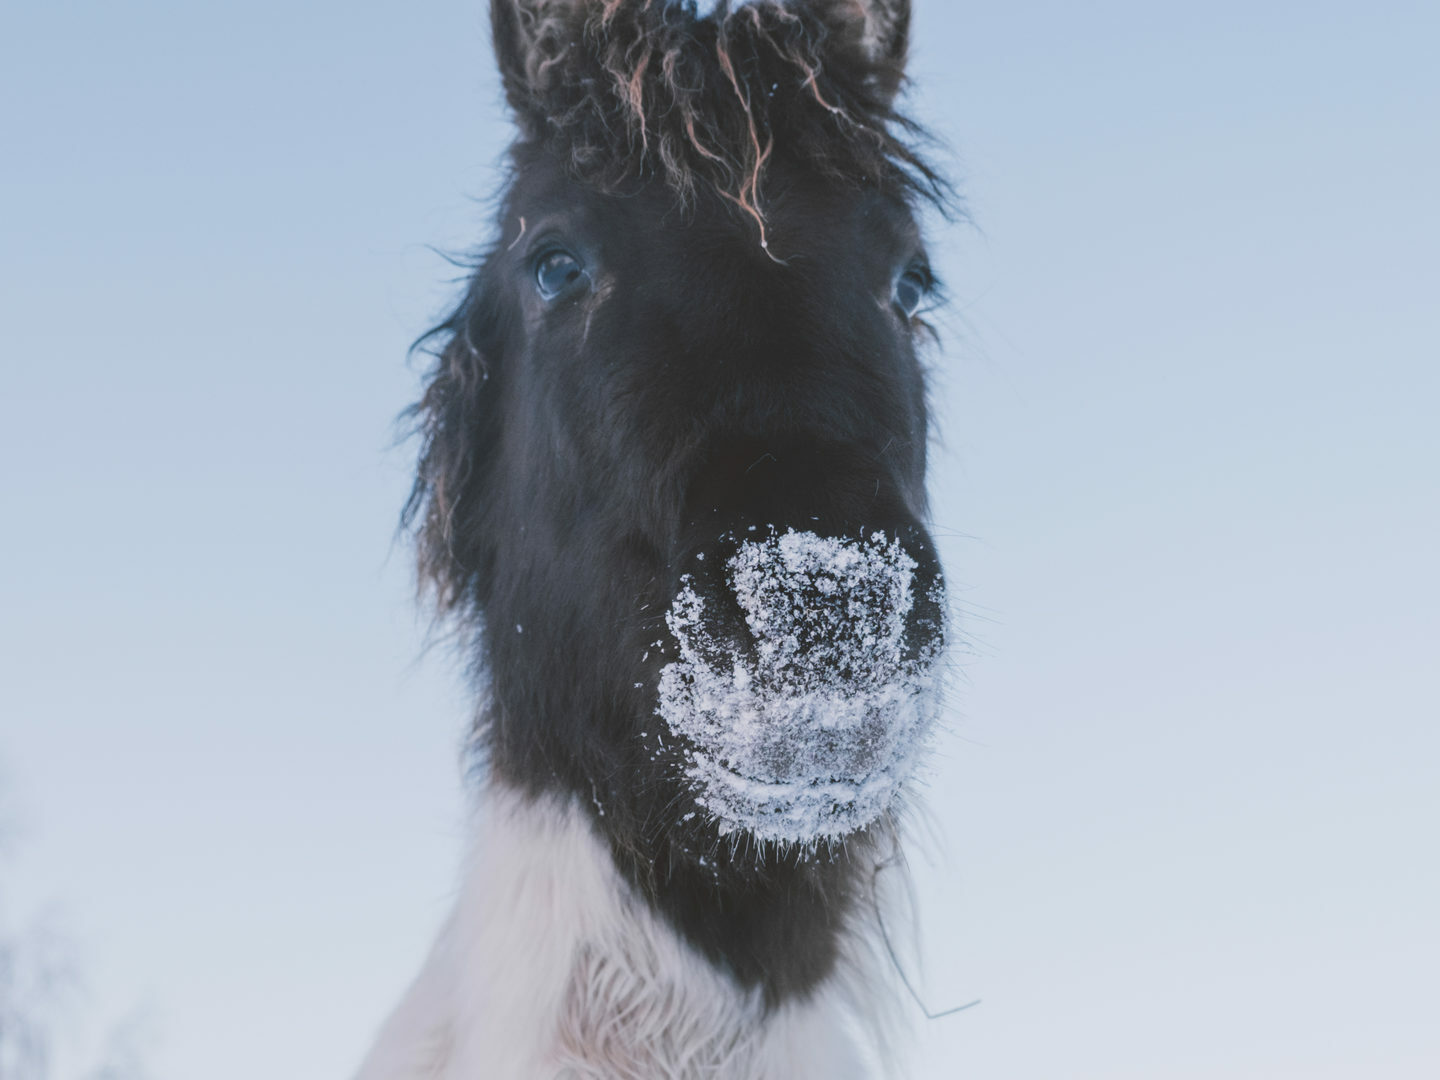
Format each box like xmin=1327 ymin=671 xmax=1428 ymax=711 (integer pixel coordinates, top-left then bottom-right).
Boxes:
xmin=2 ymin=2 xmax=1437 ymax=1078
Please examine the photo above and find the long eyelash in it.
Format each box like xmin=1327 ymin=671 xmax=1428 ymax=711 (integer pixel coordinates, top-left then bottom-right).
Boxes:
xmin=918 ymin=263 xmax=947 ymax=310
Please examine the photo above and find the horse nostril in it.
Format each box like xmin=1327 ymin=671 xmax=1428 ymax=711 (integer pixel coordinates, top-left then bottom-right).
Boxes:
xmin=677 ymin=524 xmax=944 ymax=663
xmin=726 ymin=529 xmax=929 ymax=681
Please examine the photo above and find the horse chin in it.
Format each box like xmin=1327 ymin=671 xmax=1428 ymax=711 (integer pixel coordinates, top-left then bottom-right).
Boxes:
xmin=656 ymin=529 xmax=944 ymax=849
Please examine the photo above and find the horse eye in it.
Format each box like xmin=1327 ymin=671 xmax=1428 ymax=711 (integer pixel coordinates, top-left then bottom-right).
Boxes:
xmin=893 ymin=266 xmax=931 ymax=319
xmin=535 ymin=249 xmax=586 ymax=300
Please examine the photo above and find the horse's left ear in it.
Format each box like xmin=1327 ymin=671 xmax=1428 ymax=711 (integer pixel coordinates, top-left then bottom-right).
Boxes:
xmin=810 ymin=0 xmax=912 ymax=103
xmin=490 ymin=0 xmax=588 ymax=133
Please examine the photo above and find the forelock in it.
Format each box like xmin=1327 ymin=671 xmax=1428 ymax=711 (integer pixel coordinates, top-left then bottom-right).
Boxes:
xmin=505 ymin=0 xmax=945 ymax=240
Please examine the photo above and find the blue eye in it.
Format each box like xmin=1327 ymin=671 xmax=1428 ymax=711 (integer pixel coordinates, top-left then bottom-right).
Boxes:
xmin=535 ymin=248 xmax=586 ymax=300
xmin=894 ymin=266 xmax=930 ymax=319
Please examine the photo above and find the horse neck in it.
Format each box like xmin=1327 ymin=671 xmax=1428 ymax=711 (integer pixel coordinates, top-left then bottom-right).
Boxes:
xmin=355 ymin=780 xmax=901 ymax=1079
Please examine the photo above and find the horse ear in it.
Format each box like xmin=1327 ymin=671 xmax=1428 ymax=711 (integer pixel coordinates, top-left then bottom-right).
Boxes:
xmin=490 ymin=0 xmax=588 ymax=129
xmin=811 ymin=0 xmax=912 ymax=102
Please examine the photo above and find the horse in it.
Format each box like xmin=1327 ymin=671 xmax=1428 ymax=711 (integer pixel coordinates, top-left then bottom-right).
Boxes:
xmin=356 ymin=1 xmax=952 ymax=1075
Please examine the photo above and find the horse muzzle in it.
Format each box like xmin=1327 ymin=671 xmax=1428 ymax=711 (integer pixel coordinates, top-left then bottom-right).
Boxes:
xmin=656 ymin=525 xmax=945 ymax=846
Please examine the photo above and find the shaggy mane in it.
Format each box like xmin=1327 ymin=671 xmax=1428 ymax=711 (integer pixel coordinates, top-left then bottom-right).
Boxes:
xmin=502 ymin=0 xmax=946 ymax=242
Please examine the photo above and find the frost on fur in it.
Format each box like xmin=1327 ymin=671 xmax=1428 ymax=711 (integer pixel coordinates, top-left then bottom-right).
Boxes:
xmin=658 ymin=530 xmax=942 ymax=846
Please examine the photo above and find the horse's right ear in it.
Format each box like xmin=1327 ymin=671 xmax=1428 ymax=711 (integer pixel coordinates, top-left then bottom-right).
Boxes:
xmin=491 ymin=0 xmax=587 ymax=132
xmin=809 ymin=0 xmax=912 ymax=104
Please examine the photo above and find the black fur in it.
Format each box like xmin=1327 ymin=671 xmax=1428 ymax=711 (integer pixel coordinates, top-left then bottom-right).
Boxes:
xmin=405 ymin=0 xmax=948 ymax=1004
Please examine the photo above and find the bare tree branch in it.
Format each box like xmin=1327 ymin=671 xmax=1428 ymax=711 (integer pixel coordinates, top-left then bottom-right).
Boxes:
xmin=0 ymin=771 xmax=150 ymax=1080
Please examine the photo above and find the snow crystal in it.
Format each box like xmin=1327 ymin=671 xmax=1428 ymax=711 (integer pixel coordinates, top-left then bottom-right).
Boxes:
xmin=657 ymin=530 xmax=942 ymax=846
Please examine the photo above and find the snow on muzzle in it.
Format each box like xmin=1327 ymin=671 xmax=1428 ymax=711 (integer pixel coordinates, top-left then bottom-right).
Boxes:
xmin=657 ymin=528 xmax=945 ymax=847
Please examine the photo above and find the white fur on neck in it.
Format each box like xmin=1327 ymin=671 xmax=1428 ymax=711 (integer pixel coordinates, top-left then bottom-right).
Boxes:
xmin=354 ymin=782 xmax=901 ymax=1079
